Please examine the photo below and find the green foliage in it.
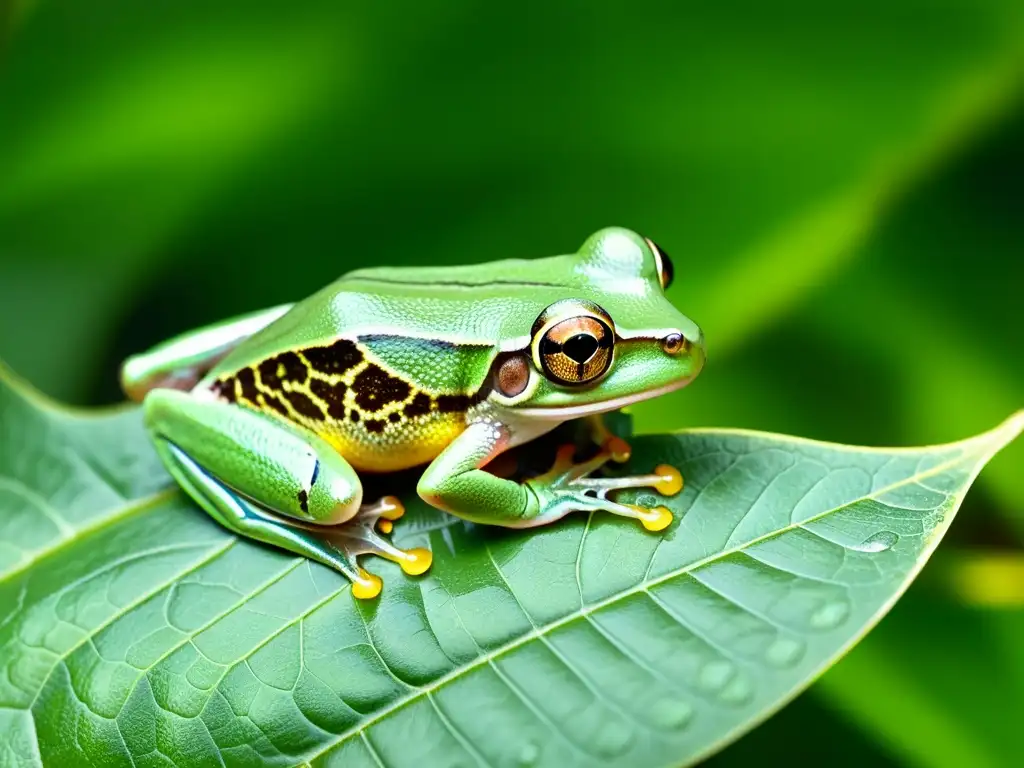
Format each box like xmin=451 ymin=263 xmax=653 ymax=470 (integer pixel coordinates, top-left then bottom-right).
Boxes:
xmin=1 ymin=369 xmax=1019 ymax=766
xmin=1 ymin=0 xmax=1023 ymax=765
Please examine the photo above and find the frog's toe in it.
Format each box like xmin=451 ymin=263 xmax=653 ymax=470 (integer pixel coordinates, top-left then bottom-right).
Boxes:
xmin=355 ymin=495 xmax=403 ymax=534
xmin=351 ymin=569 xmax=384 ymax=600
xmin=364 ymin=495 xmax=405 ymax=522
xmin=294 ymin=495 xmax=431 ymax=598
xmin=652 ymin=464 xmax=684 ymax=496
xmin=560 ymin=493 xmax=675 ymax=532
xmin=565 ymin=462 xmax=684 ymax=531
xmin=627 ymin=503 xmax=674 ymax=531
xmin=603 ymin=436 xmax=632 ymax=464
xmin=571 ymin=462 xmax=684 ymax=498
xmin=324 ymin=495 xmax=433 ymax=584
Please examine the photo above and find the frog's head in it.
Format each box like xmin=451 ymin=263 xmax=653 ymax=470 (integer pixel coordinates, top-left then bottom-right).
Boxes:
xmin=489 ymin=227 xmax=705 ymax=419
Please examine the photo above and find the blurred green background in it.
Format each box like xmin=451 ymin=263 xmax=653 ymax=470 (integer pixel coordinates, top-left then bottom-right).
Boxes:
xmin=1 ymin=0 xmax=1022 ymax=764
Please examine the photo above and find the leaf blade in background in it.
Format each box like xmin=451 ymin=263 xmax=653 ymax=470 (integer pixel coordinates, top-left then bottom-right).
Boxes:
xmin=1 ymin=1 xmax=1023 ymax=404
xmin=813 ymin=588 xmax=1024 ymax=768
xmin=0 ymin=368 xmax=1019 ymax=767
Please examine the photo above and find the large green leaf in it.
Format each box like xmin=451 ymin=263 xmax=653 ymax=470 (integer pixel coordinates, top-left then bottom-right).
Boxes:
xmin=0 ymin=365 xmax=1019 ymax=768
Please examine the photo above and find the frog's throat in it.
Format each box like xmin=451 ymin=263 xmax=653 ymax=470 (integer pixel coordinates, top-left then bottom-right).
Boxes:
xmin=513 ymin=376 xmax=697 ymax=420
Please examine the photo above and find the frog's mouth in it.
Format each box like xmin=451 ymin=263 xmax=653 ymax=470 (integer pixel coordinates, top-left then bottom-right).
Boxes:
xmin=514 ymin=374 xmax=698 ymax=420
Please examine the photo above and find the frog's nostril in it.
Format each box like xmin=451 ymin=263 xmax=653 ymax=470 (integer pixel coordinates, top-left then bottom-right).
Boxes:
xmin=661 ymin=332 xmax=685 ymax=355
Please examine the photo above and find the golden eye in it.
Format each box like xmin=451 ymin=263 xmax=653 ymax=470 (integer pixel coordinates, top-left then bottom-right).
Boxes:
xmin=537 ymin=314 xmax=613 ymax=385
xmin=645 ymin=237 xmax=675 ymax=290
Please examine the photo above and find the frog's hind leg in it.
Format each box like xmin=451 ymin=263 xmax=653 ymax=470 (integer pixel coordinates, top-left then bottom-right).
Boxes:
xmin=146 ymin=390 xmax=430 ymax=598
xmin=121 ymin=303 xmax=294 ymax=401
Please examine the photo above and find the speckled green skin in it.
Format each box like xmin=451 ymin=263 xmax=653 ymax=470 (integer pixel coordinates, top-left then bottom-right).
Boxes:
xmin=121 ymin=227 xmax=705 ymax=591
xmin=197 ymin=228 xmax=702 ymax=409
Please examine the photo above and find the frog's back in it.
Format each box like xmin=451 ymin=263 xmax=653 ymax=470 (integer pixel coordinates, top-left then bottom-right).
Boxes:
xmin=200 ymin=256 xmax=578 ymax=472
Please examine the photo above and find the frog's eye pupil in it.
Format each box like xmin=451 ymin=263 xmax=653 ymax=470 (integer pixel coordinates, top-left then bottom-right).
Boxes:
xmin=563 ymin=333 xmax=599 ymax=363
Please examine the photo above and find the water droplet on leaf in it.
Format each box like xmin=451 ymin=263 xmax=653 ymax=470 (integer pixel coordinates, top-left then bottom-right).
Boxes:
xmin=516 ymin=741 xmax=540 ymax=766
xmin=593 ymin=721 xmax=632 ymax=757
xmin=649 ymin=699 xmax=694 ymax=729
xmin=717 ymin=674 xmax=754 ymax=706
xmin=765 ymin=637 xmax=805 ymax=668
xmin=849 ymin=530 xmax=900 ymax=553
xmin=810 ymin=599 xmax=850 ymax=629
xmin=697 ymin=659 xmax=735 ymax=693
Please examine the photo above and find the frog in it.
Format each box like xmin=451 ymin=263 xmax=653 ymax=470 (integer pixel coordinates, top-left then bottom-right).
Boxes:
xmin=121 ymin=227 xmax=705 ymax=599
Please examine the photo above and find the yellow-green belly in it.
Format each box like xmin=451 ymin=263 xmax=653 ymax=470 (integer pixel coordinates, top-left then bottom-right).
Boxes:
xmin=318 ymin=410 xmax=467 ymax=472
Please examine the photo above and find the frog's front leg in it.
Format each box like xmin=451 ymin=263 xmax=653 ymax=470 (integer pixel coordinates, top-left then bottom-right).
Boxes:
xmin=145 ymin=390 xmax=430 ymax=599
xmin=417 ymin=419 xmax=683 ymax=531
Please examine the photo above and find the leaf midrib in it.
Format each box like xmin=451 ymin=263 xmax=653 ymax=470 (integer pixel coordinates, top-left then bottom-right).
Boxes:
xmin=0 ymin=487 xmax=178 ymax=584
xmin=303 ymin=433 xmax=997 ymax=761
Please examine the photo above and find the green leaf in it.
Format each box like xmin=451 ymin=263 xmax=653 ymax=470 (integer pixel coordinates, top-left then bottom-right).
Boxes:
xmin=1 ymin=364 xmax=1020 ymax=768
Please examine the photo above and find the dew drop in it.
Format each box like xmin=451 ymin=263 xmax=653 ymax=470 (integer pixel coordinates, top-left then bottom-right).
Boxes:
xmin=810 ymin=599 xmax=850 ymax=630
xmin=593 ymin=720 xmax=633 ymax=758
xmin=516 ymin=741 xmax=540 ymax=766
xmin=765 ymin=637 xmax=806 ymax=668
xmin=717 ymin=674 xmax=754 ymax=706
xmin=849 ymin=530 xmax=900 ymax=553
xmin=649 ymin=698 xmax=694 ymax=730
xmin=697 ymin=659 xmax=735 ymax=693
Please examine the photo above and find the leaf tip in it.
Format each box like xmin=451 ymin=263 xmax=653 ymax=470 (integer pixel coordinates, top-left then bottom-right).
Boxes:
xmin=990 ymin=409 xmax=1024 ymax=450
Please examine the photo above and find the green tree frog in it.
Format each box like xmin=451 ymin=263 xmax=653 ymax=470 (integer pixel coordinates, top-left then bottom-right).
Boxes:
xmin=121 ymin=228 xmax=705 ymax=598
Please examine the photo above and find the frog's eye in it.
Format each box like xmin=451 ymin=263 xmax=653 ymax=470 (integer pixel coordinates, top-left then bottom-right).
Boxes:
xmin=532 ymin=301 xmax=614 ymax=386
xmin=645 ymin=237 xmax=674 ymax=291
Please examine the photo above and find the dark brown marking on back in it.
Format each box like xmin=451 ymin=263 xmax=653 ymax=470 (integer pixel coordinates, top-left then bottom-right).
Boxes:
xmin=353 ymin=365 xmax=411 ymax=412
xmin=212 ymin=377 xmax=237 ymax=403
xmin=435 ymin=382 xmax=490 ymax=414
xmin=348 ymin=409 xmax=361 ymax=423
xmin=309 ymin=378 xmax=347 ymax=419
xmin=297 ymin=489 xmax=309 ymax=514
xmin=304 ymin=339 xmax=362 ymax=375
xmin=237 ymin=368 xmax=259 ymax=402
xmin=405 ymin=392 xmax=433 ymax=418
xmin=388 ymin=412 xmax=402 ymax=423
xmin=436 ymin=393 xmax=472 ymax=413
xmin=285 ymin=390 xmax=325 ymax=420
xmin=261 ymin=391 xmax=290 ymax=417
xmin=259 ymin=351 xmax=308 ymax=389
xmin=364 ymin=418 xmax=386 ymax=434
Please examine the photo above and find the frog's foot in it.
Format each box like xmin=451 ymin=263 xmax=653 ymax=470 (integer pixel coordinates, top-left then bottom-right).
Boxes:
xmin=313 ymin=496 xmax=433 ymax=599
xmin=584 ymin=414 xmax=632 ymax=463
xmin=150 ymin=396 xmax=430 ymax=602
xmin=524 ymin=444 xmax=683 ymax=531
